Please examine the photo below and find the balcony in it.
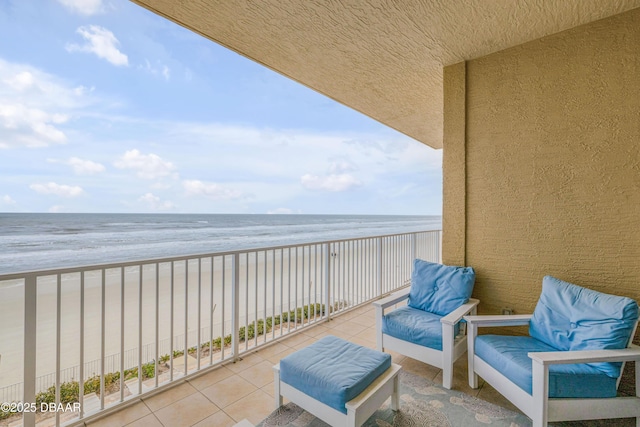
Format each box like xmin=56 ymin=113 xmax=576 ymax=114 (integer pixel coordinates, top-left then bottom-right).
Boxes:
xmin=3 ymin=229 xmax=635 ymax=427
xmin=0 ymin=231 xmax=442 ymax=426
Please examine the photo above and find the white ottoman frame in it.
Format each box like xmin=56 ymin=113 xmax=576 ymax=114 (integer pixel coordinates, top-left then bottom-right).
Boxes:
xmin=274 ymin=362 xmax=401 ymax=427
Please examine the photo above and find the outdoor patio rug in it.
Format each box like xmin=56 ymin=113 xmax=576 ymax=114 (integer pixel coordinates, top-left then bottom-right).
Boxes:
xmin=257 ymin=370 xmax=532 ymax=427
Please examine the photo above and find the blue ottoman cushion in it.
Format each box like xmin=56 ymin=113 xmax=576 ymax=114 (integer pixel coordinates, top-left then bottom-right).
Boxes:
xmin=279 ymin=335 xmax=392 ymax=414
xmin=476 ymin=334 xmax=618 ymax=398
xmin=382 ymin=305 xmax=460 ymax=350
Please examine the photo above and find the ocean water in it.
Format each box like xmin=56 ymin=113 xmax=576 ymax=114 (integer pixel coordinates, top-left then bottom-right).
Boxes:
xmin=0 ymin=213 xmax=441 ymax=275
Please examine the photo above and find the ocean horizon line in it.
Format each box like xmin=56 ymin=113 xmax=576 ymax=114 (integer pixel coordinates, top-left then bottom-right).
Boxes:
xmin=0 ymin=213 xmax=442 ymax=275
xmin=0 ymin=212 xmax=442 ymax=216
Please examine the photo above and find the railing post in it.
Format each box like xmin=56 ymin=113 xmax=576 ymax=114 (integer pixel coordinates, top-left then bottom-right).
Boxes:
xmin=79 ymin=272 xmax=85 ymax=418
xmin=411 ymin=233 xmax=416 ymax=262
xmin=169 ymin=262 xmax=174 ymax=381
xmin=376 ymin=238 xmax=383 ymax=297
xmin=183 ymin=262 xmax=188 ymax=377
xmin=55 ymin=274 xmax=61 ymax=427
xmin=324 ymin=243 xmax=331 ymax=322
xmin=100 ymin=269 xmax=106 ymax=409
xmin=23 ymin=275 xmax=36 ymax=427
xmin=120 ymin=267 xmax=125 ymax=400
xmin=141 ymin=265 xmax=147 ymax=389
xmin=409 ymin=233 xmax=417 ymax=285
xmin=231 ymin=253 xmax=240 ymax=360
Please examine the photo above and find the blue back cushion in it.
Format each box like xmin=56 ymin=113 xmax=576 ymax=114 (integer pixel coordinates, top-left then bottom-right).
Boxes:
xmin=407 ymin=259 xmax=475 ymax=316
xmin=529 ymin=275 xmax=639 ymax=378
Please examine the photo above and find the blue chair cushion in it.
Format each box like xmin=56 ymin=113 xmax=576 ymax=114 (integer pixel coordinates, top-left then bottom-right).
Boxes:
xmin=476 ymin=335 xmax=618 ymax=398
xmin=279 ymin=335 xmax=391 ymax=414
xmin=407 ymin=259 xmax=475 ymax=316
xmin=382 ymin=305 xmax=459 ymax=350
xmin=529 ymin=275 xmax=639 ymax=378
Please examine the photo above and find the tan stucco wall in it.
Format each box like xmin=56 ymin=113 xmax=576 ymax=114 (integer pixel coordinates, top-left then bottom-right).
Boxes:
xmin=443 ymin=9 xmax=640 ymax=315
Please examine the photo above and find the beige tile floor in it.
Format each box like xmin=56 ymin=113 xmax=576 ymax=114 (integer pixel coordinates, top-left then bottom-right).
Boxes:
xmin=75 ymin=303 xmax=524 ymax=427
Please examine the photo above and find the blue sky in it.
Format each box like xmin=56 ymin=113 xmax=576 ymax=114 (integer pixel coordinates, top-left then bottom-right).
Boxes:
xmin=0 ymin=0 xmax=442 ymax=215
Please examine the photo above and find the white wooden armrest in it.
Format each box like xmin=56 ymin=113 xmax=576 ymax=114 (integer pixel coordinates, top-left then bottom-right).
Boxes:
xmin=371 ymin=287 xmax=410 ymax=310
xmin=528 ymin=345 xmax=640 ymax=365
xmin=464 ymin=314 xmax=532 ymax=327
xmin=441 ymin=298 xmax=480 ymax=325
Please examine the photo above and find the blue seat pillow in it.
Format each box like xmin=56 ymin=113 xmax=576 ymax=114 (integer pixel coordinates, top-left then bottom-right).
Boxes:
xmin=407 ymin=259 xmax=475 ymax=315
xmin=382 ymin=305 xmax=460 ymax=350
xmin=529 ymin=275 xmax=639 ymax=379
xmin=476 ymin=335 xmax=618 ymax=398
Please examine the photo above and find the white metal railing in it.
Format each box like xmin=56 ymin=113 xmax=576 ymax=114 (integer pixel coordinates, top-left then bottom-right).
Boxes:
xmin=0 ymin=230 xmax=441 ymax=426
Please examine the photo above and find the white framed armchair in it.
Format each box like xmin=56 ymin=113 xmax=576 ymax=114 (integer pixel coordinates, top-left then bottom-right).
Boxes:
xmin=465 ymin=275 xmax=640 ymax=427
xmin=373 ymin=259 xmax=479 ymax=389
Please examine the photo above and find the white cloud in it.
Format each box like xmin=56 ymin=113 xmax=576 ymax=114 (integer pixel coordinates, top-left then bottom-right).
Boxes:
xmin=30 ymin=182 xmax=84 ymax=197
xmin=73 ymin=85 xmax=95 ymax=96
xmin=67 ymin=157 xmax=106 ymax=175
xmin=57 ymin=0 xmax=104 ymax=15
xmin=151 ymin=182 xmax=172 ymax=190
xmin=300 ymin=173 xmax=362 ymax=192
xmin=0 ymin=60 xmax=95 ymax=109
xmin=6 ymin=71 xmax=35 ymax=91
xmin=114 ymin=149 xmax=177 ymax=179
xmin=328 ymin=160 xmax=357 ymax=174
xmin=138 ymin=193 xmax=175 ymax=211
xmin=150 ymin=121 xmax=440 ymax=210
xmin=0 ymin=104 xmax=68 ymax=148
xmin=66 ymin=25 xmax=129 ymax=67
xmin=49 ymin=205 xmax=65 ymax=213
xmin=2 ymin=195 xmax=16 ymax=205
xmin=183 ymin=179 xmax=243 ymax=200
xmin=345 ymin=138 xmax=409 ymax=156
xmin=0 ymin=59 xmax=97 ymax=148
xmin=267 ymin=208 xmax=294 ymax=214
xmin=139 ymin=60 xmax=171 ymax=81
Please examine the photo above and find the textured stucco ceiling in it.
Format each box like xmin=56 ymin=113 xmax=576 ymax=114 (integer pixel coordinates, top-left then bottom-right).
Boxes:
xmin=131 ymin=0 xmax=640 ymax=149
